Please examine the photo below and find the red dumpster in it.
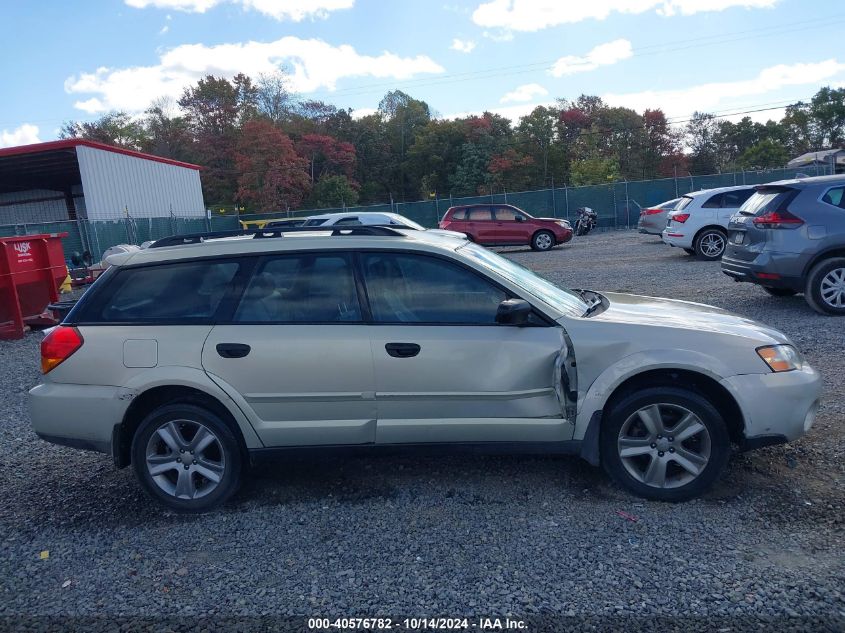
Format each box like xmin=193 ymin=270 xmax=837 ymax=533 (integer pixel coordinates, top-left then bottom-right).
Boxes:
xmin=0 ymin=233 xmax=69 ymax=340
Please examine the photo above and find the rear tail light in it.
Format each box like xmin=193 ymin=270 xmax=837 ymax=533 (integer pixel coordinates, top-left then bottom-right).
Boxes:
xmin=672 ymin=213 xmax=690 ymax=223
xmin=41 ymin=326 xmax=83 ymax=374
xmin=752 ymin=210 xmax=804 ymax=229
xmin=641 ymin=208 xmax=663 ymax=216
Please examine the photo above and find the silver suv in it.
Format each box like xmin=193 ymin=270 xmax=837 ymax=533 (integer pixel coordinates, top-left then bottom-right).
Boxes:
xmin=30 ymin=226 xmax=821 ymax=511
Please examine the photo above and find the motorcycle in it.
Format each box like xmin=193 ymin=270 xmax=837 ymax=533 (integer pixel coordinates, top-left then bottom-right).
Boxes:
xmin=574 ymin=207 xmax=598 ymax=236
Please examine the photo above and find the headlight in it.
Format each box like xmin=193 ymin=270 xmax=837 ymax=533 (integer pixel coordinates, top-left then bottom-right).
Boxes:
xmin=556 ymin=220 xmax=571 ymax=228
xmin=756 ymin=345 xmax=802 ymax=372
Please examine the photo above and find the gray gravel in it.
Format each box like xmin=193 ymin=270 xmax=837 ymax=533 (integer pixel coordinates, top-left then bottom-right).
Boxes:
xmin=1 ymin=232 xmax=843 ymax=631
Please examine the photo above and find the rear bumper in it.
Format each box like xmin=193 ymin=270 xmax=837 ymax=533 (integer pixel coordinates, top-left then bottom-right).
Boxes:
xmin=29 ymin=382 xmax=128 ymax=456
xmin=721 ymin=252 xmax=805 ymax=291
xmin=721 ymin=363 xmax=822 ymax=444
xmin=661 ymin=229 xmax=692 ymax=249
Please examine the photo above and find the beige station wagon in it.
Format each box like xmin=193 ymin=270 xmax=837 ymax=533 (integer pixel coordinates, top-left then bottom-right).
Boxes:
xmin=30 ymin=226 xmax=821 ymax=511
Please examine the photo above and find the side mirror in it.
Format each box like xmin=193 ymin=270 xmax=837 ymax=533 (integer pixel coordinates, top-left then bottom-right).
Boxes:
xmin=496 ymin=299 xmax=532 ymax=325
xmin=515 ymin=215 xmax=525 ymax=222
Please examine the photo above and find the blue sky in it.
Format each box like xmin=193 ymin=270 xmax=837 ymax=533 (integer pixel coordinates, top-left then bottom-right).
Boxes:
xmin=1 ymin=0 xmax=843 ymax=147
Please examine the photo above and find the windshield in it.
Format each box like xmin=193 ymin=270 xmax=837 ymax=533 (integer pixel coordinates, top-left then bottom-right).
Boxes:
xmin=392 ymin=216 xmax=426 ymax=230
xmin=459 ymin=242 xmax=588 ymax=316
xmin=675 ymin=196 xmax=693 ymax=211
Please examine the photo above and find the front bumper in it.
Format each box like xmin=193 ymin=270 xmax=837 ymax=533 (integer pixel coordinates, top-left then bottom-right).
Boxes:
xmin=29 ymin=382 xmax=128 ymax=455
xmin=721 ymin=363 xmax=822 ymax=445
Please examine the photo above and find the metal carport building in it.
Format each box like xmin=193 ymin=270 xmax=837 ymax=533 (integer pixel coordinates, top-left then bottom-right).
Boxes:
xmin=0 ymin=139 xmax=208 ymax=259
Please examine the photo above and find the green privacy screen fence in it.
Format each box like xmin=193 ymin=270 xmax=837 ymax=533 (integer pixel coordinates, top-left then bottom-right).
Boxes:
xmin=0 ymin=165 xmax=826 ymax=262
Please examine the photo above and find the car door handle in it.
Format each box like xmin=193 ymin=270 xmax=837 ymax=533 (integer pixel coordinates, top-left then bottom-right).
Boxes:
xmin=216 ymin=343 xmax=251 ymax=359
xmin=385 ymin=342 xmax=421 ymax=358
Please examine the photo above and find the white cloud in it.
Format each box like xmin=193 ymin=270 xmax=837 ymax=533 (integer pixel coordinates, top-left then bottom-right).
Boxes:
xmin=550 ymin=39 xmax=632 ymax=77
xmin=0 ymin=124 xmax=41 ymax=148
xmin=65 ymin=37 xmax=444 ymax=113
xmin=500 ymin=83 xmax=548 ymax=103
xmin=125 ymin=0 xmax=354 ymax=21
xmin=451 ymin=38 xmax=477 ymax=53
xmin=472 ymin=0 xmax=777 ymax=32
xmin=445 ymin=101 xmax=553 ymax=123
xmin=603 ymin=59 xmax=845 ymax=119
xmin=351 ymin=107 xmax=377 ymax=119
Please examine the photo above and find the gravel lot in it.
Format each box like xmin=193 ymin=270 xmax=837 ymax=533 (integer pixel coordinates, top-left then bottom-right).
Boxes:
xmin=1 ymin=231 xmax=843 ymax=631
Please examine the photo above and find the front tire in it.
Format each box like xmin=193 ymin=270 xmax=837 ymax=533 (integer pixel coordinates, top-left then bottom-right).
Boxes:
xmin=693 ymin=229 xmax=727 ymax=260
xmin=805 ymin=257 xmax=845 ymax=315
xmin=600 ymin=387 xmax=730 ymax=502
xmin=131 ymin=403 xmax=243 ymax=512
xmin=531 ymin=230 xmax=555 ymax=251
xmin=683 ymin=248 xmax=695 ymax=256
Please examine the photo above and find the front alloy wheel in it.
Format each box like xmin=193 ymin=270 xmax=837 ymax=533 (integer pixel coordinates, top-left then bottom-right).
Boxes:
xmin=601 ymin=387 xmax=730 ymax=501
xmin=531 ymin=230 xmax=555 ymax=251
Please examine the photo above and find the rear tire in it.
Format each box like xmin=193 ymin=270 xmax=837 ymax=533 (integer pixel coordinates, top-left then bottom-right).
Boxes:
xmin=805 ymin=257 xmax=845 ymax=315
xmin=600 ymin=387 xmax=730 ymax=502
xmin=131 ymin=403 xmax=243 ymax=513
xmin=762 ymin=287 xmax=797 ymax=297
xmin=531 ymin=230 xmax=555 ymax=251
xmin=693 ymin=229 xmax=727 ymax=260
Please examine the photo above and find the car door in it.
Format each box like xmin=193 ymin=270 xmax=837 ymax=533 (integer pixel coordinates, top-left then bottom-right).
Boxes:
xmin=201 ymin=252 xmax=377 ymax=447
xmin=467 ymin=207 xmax=497 ymax=244
xmin=493 ymin=206 xmax=531 ymax=244
xmin=359 ymin=251 xmax=571 ymax=445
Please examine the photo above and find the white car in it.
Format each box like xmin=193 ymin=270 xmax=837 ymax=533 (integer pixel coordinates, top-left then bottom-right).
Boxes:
xmin=303 ymin=211 xmax=466 ymax=239
xmin=662 ymin=185 xmax=756 ymax=260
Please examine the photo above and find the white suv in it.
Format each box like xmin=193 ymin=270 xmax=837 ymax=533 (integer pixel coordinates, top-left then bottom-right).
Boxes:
xmin=29 ymin=226 xmax=821 ymax=511
xmin=663 ymin=186 xmax=756 ymax=260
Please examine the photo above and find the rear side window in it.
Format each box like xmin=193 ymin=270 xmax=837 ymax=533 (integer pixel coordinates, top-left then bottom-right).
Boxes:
xmin=85 ymin=260 xmax=240 ymax=322
xmin=723 ymin=189 xmax=754 ymax=208
xmin=334 ymin=217 xmax=361 ymax=225
xmin=702 ymin=193 xmax=723 ymax=208
xmin=821 ymin=186 xmax=845 ymax=209
xmin=468 ymin=207 xmax=493 ymax=221
xmin=234 ymin=254 xmax=361 ymax=323
xmin=303 ymin=218 xmax=328 ymax=226
xmin=449 ymin=208 xmax=466 ymax=220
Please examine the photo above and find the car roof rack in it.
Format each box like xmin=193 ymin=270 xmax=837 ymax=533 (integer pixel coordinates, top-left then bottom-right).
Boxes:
xmin=148 ymin=225 xmax=407 ymax=249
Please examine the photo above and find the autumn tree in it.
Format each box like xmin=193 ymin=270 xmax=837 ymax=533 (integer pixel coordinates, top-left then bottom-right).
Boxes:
xmin=234 ymin=120 xmax=310 ymax=211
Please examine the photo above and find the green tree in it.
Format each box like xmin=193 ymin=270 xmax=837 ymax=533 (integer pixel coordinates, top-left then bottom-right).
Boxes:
xmin=59 ymin=111 xmax=147 ymax=149
xmin=737 ymin=139 xmax=789 ymax=170
xmin=307 ymin=175 xmax=359 ymax=208
xmin=685 ymin=112 xmax=720 ymax=174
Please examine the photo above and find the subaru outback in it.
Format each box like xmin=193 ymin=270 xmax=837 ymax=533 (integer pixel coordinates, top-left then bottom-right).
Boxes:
xmin=30 ymin=226 xmax=821 ymax=511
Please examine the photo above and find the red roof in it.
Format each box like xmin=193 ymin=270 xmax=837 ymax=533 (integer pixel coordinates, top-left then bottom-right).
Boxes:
xmin=0 ymin=139 xmax=201 ymax=170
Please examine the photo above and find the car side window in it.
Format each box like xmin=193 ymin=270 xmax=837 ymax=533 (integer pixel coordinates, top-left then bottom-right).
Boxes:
xmin=234 ymin=254 xmax=361 ymax=323
xmin=821 ymin=186 xmax=845 ymax=209
xmin=361 ymin=252 xmax=506 ymax=324
xmin=702 ymin=193 xmax=723 ymax=208
xmin=90 ymin=260 xmax=240 ymax=322
xmin=468 ymin=207 xmax=493 ymax=221
xmin=335 ymin=217 xmax=362 ymax=225
xmin=723 ymin=190 xmax=754 ymax=207
xmin=450 ymin=208 xmax=466 ymax=220
xmin=494 ymin=207 xmax=522 ymax=221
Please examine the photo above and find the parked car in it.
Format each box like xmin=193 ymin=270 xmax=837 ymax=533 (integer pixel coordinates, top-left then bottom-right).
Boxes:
xmin=722 ymin=174 xmax=845 ymax=315
xmin=302 ymin=211 xmax=465 ymax=239
xmin=662 ymin=186 xmax=756 ymax=259
xmin=439 ymin=204 xmax=573 ymax=251
xmin=637 ymin=198 xmax=681 ymax=235
xmin=30 ymin=225 xmax=820 ymax=511
xmin=262 ymin=218 xmax=306 ymax=229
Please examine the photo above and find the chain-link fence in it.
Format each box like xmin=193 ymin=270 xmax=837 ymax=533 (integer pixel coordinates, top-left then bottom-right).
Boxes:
xmin=0 ymin=164 xmax=834 ymax=264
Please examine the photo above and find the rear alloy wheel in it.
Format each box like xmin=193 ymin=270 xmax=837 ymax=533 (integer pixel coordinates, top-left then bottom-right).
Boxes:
xmin=132 ymin=403 xmax=242 ymax=512
xmin=601 ymin=387 xmax=730 ymax=501
xmin=531 ymin=230 xmax=555 ymax=251
xmin=694 ymin=229 xmax=727 ymax=260
xmin=805 ymin=257 xmax=845 ymax=315
xmin=762 ymin=286 xmax=797 ymax=297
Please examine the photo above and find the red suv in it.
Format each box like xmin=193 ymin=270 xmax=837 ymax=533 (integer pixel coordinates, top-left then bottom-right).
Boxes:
xmin=439 ymin=204 xmax=573 ymax=251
